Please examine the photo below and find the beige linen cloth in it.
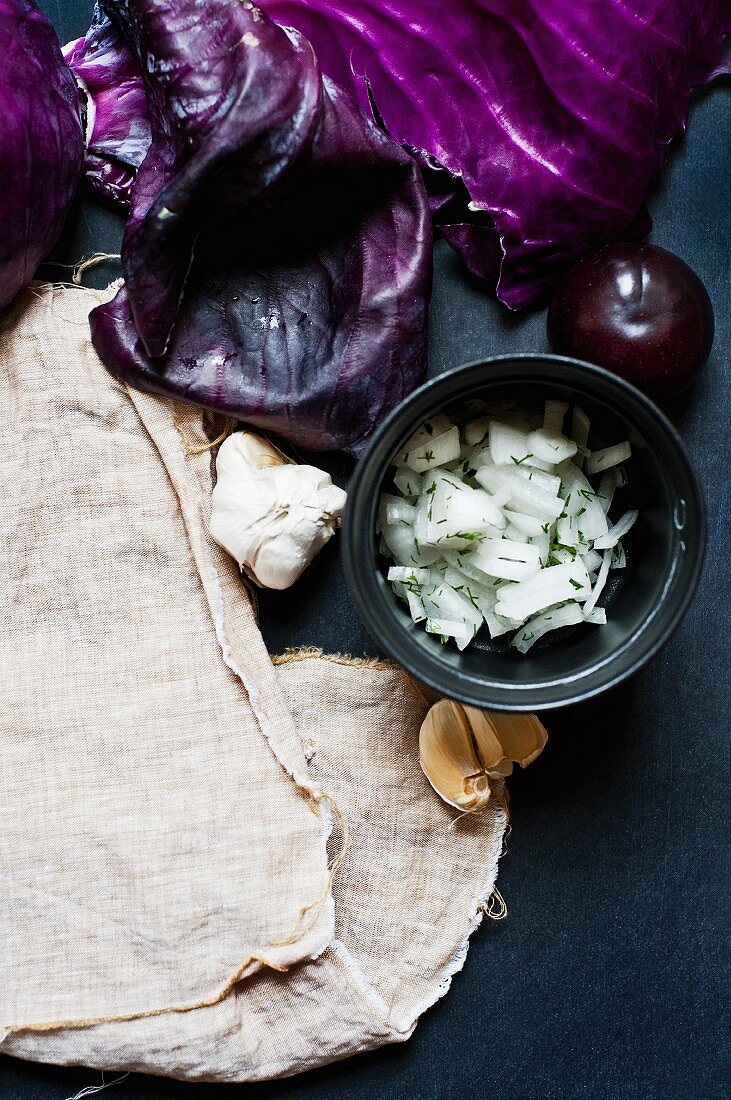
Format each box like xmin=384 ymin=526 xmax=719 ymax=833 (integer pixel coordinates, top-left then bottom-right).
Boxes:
xmin=0 ymin=286 xmax=506 ymax=1083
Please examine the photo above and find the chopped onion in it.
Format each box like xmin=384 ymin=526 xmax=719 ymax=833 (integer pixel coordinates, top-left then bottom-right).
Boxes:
xmin=586 ymin=441 xmax=632 ymax=475
xmin=495 ymin=560 xmax=591 ymax=621
xmin=387 ymin=566 xmax=431 ymax=584
xmin=543 ymin=400 xmax=569 ymax=433
xmin=472 ymin=538 xmax=541 ymax=582
xmin=581 ymin=548 xmax=603 ymax=574
xmin=611 ymin=543 xmax=627 ymax=569
xmin=582 ymin=549 xmax=612 ymax=616
xmin=464 ymin=416 xmax=491 ymax=445
xmin=570 ymin=406 xmax=591 ymax=466
xmin=386 ymin=499 xmax=416 ymax=525
xmin=593 ymin=509 xmax=638 ymax=550
xmin=476 ymin=466 xmax=563 ymax=521
xmin=381 ymin=399 xmax=637 ymax=653
xmin=528 ymin=428 xmax=578 ymax=464
xmin=503 ymin=509 xmax=545 ymax=536
xmin=512 ymin=602 xmax=584 ymax=653
xmin=393 ymin=469 xmax=423 ymax=499
xmin=488 ymin=422 xmax=553 ymax=471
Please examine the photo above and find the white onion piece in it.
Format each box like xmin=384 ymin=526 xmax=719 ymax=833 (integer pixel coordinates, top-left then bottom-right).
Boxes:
xmin=396 ymin=414 xmax=453 ymax=459
xmin=406 ymin=590 xmax=426 ymax=621
xmin=382 ymin=523 xmax=438 ymax=567
xmin=386 ymin=500 xmax=415 ymax=525
xmin=593 ymin=509 xmax=638 ymax=550
xmin=488 ymin=422 xmax=531 ymax=466
xmin=464 ymin=416 xmax=492 ymax=445
xmin=581 ymin=549 xmax=603 ymax=574
xmin=512 ymin=602 xmax=584 ymax=653
xmin=425 ymin=617 xmax=472 ymax=644
xmin=485 ymin=608 xmax=523 ymax=638
xmin=442 ymin=550 xmax=501 ymax=588
xmin=611 ymin=543 xmax=627 ymax=569
xmin=488 ymin=483 xmax=512 ymax=508
xmin=597 ymin=468 xmax=621 ymax=514
xmin=393 ymin=469 xmax=423 ymax=500
xmin=544 ymin=400 xmax=569 ymax=433
xmin=495 ymin=561 xmax=591 ymax=620
xmin=476 ymin=466 xmax=563 ymax=521
xmin=584 ymin=606 xmax=607 ymax=625
xmin=472 ymin=539 xmax=541 ymax=582
xmin=570 ymin=406 xmax=591 ymax=467
xmin=403 ymin=425 xmax=461 ymax=472
xmin=528 ymin=428 xmax=577 ymax=464
xmin=504 ymin=509 xmax=545 ymax=536
xmin=511 ymin=465 xmax=562 ymax=496
xmin=504 ymin=522 xmax=530 ymax=544
xmin=387 ymin=566 xmax=431 ymax=584
xmin=582 ymin=549 xmax=612 ymax=616
xmin=532 ymin=532 xmax=550 ymax=566
xmin=586 ymin=441 xmax=631 ymax=475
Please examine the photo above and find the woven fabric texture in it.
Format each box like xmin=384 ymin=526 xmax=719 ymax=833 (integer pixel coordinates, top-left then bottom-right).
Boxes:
xmin=0 ymin=286 xmax=506 ymax=1082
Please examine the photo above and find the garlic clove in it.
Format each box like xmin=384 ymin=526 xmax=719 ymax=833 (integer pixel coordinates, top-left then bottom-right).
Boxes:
xmin=458 ymin=706 xmax=514 ymax=779
xmin=418 ymin=699 xmax=492 ymax=812
xmin=465 ymin=707 xmax=548 ymax=769
xmin=419 ymin=699 xmax=548 ymax=812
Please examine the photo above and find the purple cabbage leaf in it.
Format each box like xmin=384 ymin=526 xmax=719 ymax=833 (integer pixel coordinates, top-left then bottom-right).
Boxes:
xmin=0 ymin=0 xmax=83 ymax=310
xmin=63 ymin=4 xmax=150 ymax=206
xmin=259 ymin=0 xmax=730 ymax=308
xmin=88 ymin=0 xmax=432 ymax=454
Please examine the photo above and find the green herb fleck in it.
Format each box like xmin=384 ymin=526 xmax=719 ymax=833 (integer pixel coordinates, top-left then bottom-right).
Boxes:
xmin=512 ymin=453 xmax=533 ymax=465
xmin=569 ymin=578 xmax=582 ymax=590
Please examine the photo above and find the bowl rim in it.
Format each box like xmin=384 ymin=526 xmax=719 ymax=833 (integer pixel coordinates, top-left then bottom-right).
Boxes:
xmin=343 ymin=352 xmax=707 ymax=711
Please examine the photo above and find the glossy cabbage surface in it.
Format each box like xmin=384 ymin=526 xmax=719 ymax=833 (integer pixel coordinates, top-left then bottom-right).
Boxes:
xmin=260 ymin=0 xmax=730 ymax=308
xmin=63 ymin=5 xmax=150 ymax=206
xmin=0 ymin=0 xmax=83 ymax=309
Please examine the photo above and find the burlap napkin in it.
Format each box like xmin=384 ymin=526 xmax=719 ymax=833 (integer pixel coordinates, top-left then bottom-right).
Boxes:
xmin=0 ymin=286 xmax=506 ymax=1082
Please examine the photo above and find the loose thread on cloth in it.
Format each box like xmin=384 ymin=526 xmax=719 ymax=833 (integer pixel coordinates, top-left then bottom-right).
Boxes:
xmin=480 ymin=886 xmax=508 ymax=921
xmin=271 ymin=794 xmax=350 ymax=947
xmin=271 ymin=647 xmax=398 ymax=672
xmin=72 ymin=254 xmax=122 ymax=285
xmin=64 ymin=1072 xmax=130 ymax=1100
xmin=172 ymin=410 xmax=236 ymax=455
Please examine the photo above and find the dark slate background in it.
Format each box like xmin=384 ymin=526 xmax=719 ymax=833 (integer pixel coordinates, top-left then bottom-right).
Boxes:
xmin=3 ymin=3 xmax=729 ymax=1098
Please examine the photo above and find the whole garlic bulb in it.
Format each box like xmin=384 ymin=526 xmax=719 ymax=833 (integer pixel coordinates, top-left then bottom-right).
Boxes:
xmin=210 ymin=431 xmax=347 ymax=589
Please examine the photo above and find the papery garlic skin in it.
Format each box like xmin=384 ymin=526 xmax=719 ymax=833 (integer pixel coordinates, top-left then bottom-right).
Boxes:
xmin=419 ymin=699 xmax=548 ymax=813
xmin=210 ymin=432 xmax=346 ymax=589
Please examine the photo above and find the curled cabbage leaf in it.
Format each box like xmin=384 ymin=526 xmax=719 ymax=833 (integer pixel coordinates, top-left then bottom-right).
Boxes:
xmin=88 ymin=0 xmax=431 ymax=454
xmin=259 ymin=0 xmax=730 ymax=308
xmin=0 ymin=0 xmax=83 ymax=310
xmin=63 ymin=5 xmax=150 ymax=206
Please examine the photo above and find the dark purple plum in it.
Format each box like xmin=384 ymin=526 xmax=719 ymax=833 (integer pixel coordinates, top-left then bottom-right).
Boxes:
xmin=547 ymin=243 xmax=714 ymax=401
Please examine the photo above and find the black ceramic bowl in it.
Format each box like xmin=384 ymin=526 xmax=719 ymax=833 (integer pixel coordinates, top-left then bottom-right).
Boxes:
xmin=343 ymin=355 xmax=705 ymax=711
